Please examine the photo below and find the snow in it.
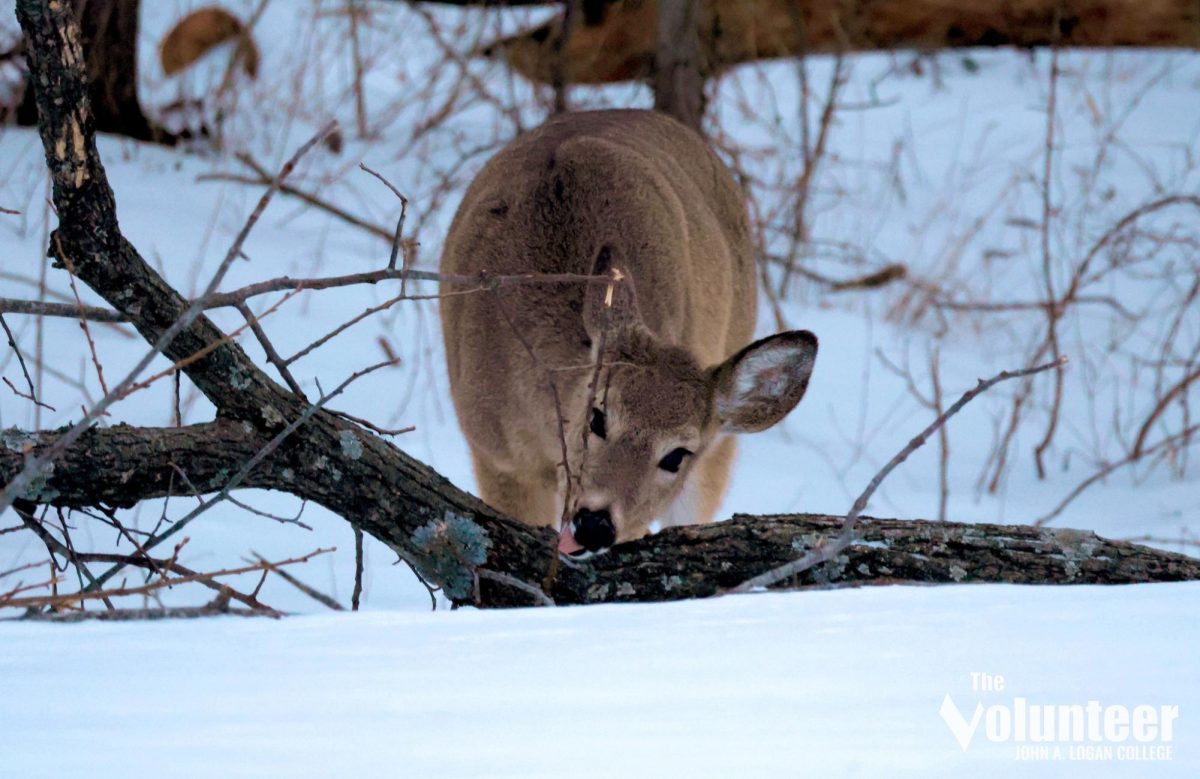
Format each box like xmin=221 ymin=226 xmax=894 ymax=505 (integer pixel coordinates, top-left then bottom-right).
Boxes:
xmin=0 ymin=0 xmax=1198 ymax=774
xmin=2 ymin=583 xmax=1197 ymax=778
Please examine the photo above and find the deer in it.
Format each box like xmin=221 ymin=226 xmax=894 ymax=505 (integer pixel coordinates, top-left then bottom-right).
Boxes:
xmin=440 ymin=109 xmax=817 ymax=555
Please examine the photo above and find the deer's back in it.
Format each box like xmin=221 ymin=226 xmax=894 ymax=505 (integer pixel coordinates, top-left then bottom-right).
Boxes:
xmin=441 ymin=110 xmax=756 ymax=459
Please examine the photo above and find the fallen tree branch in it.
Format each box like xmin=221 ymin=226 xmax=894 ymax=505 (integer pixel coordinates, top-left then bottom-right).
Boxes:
xmin=549 ymin=514 xmax=1200 ymax=604
xmin=482 ymin=0 xmax=1200 ymax=86
xmin=4 ymin=422 xmax=1199 ymax=607
xmin=13 ymin=604 xmax=275 ymax=621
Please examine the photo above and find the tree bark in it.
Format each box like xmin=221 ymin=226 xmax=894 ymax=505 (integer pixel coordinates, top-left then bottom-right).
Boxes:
xmin=5 ymin=422 xmax=1200 ymax=606
xmin=554 ymin=514 xmax=1200 ymax=602
xmin=6 ymin=0 xmax=1199 ymax=610
xmin=11 ymin=0 xmax=176 ymax=144
xmin=653 ymin=0 xmax=707 ymax=131
xmin=481 ymin=0 xmax=1200 ymax=86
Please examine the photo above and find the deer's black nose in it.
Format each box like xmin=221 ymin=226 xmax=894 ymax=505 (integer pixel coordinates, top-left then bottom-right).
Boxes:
xmin=572 ymin=508 xmax=615 ymax=551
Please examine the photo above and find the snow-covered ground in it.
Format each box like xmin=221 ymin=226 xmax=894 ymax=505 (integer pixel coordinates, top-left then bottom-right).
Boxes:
xmin=3 ymin=584 xmax=1197 ymax=778
xmin=1 ymin=0 xmax=1198 ymax=775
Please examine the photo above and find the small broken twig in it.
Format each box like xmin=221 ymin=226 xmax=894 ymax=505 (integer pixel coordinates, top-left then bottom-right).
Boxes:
xmin=358 ymin=162 xmax=411 ymax=273
xmin=352 ymin=526 xmax=365 ymax=611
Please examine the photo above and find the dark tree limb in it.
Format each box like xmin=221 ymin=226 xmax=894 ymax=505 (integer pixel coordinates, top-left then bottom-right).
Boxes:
xmin=4 ymin=424 xmax=1199 ymax=606
xmin=653 ymin=0 xmax=708 ymax=131
xmin=553 ymin=514 xmax=1200 ymax=603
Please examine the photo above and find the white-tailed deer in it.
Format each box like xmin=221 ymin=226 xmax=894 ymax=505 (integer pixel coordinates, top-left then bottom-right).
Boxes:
xmin=441 ymin=110 xmax=816 ymax=554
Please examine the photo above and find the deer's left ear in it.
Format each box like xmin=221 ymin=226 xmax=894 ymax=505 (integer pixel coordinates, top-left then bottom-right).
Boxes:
xmin=582 ymin=244 xmax=642 ymax=343
xmin=711 ymin=331 xmax=818 ymax=433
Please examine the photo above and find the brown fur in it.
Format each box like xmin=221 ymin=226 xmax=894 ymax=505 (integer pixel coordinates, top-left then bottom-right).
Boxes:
xmin=159 ymin=7 xmax=259 ymax=79
xmin=441 ymin=110 xmax=816 ymax=546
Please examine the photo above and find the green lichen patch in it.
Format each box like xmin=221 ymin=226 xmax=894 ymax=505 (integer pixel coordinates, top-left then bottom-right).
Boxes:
xmin=228 ymin=366 xmax=253 ymax=391
xmin=2 ymin=428 xmax=38 ymax=453
xmin=19 ymin=461 xmax=59 ymax=502
xmin=410 ymin=512 xmax=492 ymax=600
xmin=338 ymin=429 xmax=363 ymax=460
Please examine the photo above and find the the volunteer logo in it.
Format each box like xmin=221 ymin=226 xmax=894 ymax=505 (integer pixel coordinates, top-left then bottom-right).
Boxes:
xmin=940 ymin=672 xmax=1178 ymax=762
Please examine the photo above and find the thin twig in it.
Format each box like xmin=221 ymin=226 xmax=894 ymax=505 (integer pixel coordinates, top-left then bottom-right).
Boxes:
xmin=352 ymin=526 xmax=365 ymax=611
xmin=14 ymin=501 xmax=114 ymax=610
xmin=551 ymin=0 xmax=579 ymax=114
xmin=729 ymin=356 xmax=1067 ymax=593
xmin=1131 ymin=364 xmax=1200 ymax=459
xmin=491 ymin=287 xmax=575 ymax=516
xmin=57 ymin=239 xmax=109 ymax=394
xmin=571 ymin=264 xmax=622 ymax=524
xmin=4 ymin=549 xmax=331 ymax=610
xmin=63 ymin=547 xmax=282 ymax=617
xmin=2 ymin=269 xmax=611 ymax=323
xmin=328 ymin=408 xmax=414 ymax=437
xmin=238 ymin=302 xmax=305 ymax=395
xmin=201 ymin=158 xmax=398 ymax=245
xmin=777 ymin=52 xmax=845 ymax=296
xmin=15 ymin=605 xmax=273 ymax=621
xmin=477 ymin=569 xmax=555 ymax=607
xmin=0 ymin=312 xmax=53 ymax=411
xmin=347 ymin=0 xmax=369 ymax=138
xmin=0 ymin=296 xmax=126 ymax=322
xmin=1035 ymin=422 xmax=1200 ymax=526
xmin=1033 ymin=29 xmax=1064 ymax=479
xmin=358 ymin=163 xmax=410 ymax=272
xmin=252 ymin=551 xmax=345 ymax=611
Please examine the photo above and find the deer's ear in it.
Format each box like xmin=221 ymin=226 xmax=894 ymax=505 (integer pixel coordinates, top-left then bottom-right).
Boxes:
xmin=712 ymin=331 xmax=818 ymax=433
xmin=583 ymin=245 xmax=642 ymax=343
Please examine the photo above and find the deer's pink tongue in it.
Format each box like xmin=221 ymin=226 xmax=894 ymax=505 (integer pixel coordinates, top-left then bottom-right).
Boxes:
xmin=558 ymin=523 xmax=584 ymax=554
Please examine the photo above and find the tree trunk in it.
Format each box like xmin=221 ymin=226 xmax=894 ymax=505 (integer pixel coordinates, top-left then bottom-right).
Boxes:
xmin=482 ymin=0 xmax=1200 ymax=87
xmin=653 ymin=0 xmax=708 ymax=131
xmin=13 ymin=0 xmax=176 ymax=144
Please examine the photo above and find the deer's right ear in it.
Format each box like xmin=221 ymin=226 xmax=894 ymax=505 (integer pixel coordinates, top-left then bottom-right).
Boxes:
xmin=582 ymin=244 xmax=641 ymax=343
xmin=712 ymin=331 xmax=818 ymax=433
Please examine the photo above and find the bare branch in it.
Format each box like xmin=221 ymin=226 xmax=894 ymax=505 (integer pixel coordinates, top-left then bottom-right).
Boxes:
xmin=2 ymin=549 xmax=331 ymax=611
xmin=730 ymin=357 xmax=1068 ymax=593
xmin=252 ymin=551 xmax=346 ymax=612
xmin=358 ymin=162 xmax=411 ymax=272
xmin=0 ymin=297 xmax=126 ymax=322
xmin=0 ymin=312 xmax=54 ymax=411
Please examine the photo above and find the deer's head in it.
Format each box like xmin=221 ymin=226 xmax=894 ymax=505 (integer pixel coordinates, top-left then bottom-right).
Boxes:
xmin=558 ymin=255 xmax=817 ymax=554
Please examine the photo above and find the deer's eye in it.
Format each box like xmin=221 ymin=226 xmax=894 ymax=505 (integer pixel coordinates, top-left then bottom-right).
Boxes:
xmin=589 ymin=408 xmax=607 ymax=439
xmin=657 ymin=447 xmax=692 ymax=473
